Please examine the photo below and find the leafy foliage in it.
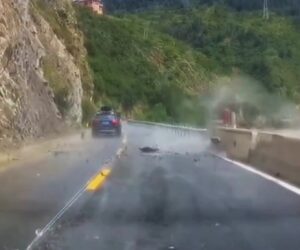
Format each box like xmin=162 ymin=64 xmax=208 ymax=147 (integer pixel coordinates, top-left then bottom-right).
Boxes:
xmin=76 ymin=7 xmax=212 ymax=124
xmin=139 ymin=7 xmax=300 ymax=102
xmin=104 ymin=0 xmax=300 ymax=17
xmin=76 ymin=4 xmax=300 ymax=125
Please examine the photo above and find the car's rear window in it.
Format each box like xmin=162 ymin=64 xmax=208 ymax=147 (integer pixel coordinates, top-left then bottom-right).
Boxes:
xmin=99 ymin=115 xmax=115 ymax=120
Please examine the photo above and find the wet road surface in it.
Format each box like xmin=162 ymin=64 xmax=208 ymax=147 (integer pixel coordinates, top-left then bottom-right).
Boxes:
xmin=0 ymin=132 xmax=122 ymax=249
xmin=30 ymin=124 xmax=300 ymax=250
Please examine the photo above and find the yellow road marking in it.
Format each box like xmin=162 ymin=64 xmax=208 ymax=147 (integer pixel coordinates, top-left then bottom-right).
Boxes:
xmin=86 ymin=168 xmax=112 ymax=192
xmin=101 ymin=168 xmax=111 ymax=176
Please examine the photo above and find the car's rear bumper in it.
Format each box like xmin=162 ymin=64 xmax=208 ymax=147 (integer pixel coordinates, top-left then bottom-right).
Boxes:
xmin=96 ymin=130 xmax=116 ymax=134
xmin=92 ymin=126 xmax=121 ymax=135
xmin=93 ymin=128 xmax=115 ymax=133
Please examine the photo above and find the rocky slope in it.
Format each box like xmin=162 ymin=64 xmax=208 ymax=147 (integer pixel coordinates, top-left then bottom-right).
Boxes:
xmin=0 ymin=0 xmax=92 ymax=146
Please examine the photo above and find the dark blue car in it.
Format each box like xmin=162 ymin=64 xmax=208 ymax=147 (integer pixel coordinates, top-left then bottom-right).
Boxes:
xmin=92 ymin=111 xmax=122 ymax=137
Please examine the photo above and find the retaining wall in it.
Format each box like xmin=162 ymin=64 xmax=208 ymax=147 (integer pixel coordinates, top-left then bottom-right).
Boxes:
xmin=216 ymin=127 xmax=300 ymax=186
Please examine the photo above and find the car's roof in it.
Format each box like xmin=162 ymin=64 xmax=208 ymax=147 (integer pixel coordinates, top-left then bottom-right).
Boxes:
xmin=95 ymin=112 xmax=116 ymax=118
xmin=96 ymin=110 xmax=114 ymax=115
xmin=100 ymin=106 xmax=113 ymax=112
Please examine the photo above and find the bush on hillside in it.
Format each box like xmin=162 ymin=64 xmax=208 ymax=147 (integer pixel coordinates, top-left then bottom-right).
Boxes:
xmin=76 ymin=7 xmax=211 ymax=125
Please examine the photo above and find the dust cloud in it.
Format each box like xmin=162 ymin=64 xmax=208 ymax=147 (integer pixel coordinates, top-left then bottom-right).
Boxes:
xmin=205 ymin=75 xmax=300 ymax=130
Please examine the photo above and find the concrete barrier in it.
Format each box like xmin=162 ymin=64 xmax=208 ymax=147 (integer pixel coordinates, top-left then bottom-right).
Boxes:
xmin=249 ymin=133 xmax=300 ymax=186
xmin=215 ymin=127 xmax=254 ymax=161
xmin=216 ymin=127 xmax=300 ymax=186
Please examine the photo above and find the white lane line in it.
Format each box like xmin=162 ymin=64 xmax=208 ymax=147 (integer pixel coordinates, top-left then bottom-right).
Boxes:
xmin=26 ymin=181 xmax=88 ymax=250
xmin=116 ymin=134 xmax=127 ymax=159
xmin=27 ymin=158 xmax=111 ymax=250
xmin=116 ymin=148 xmax=123 ymax=158
xmin=27 ymin=162 xmax=112 ymax=249
xmin=122 ymin=134 xmax=127 ymax=145
xmin=215 ymin=154 xmax=300 ymax=196
xmin=27 ymin=135 xmax=128 ymax=249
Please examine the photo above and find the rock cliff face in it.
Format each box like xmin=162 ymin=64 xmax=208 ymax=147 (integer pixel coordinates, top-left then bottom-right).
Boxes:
xmin=0 ymin=0 xmax=91 ymax=144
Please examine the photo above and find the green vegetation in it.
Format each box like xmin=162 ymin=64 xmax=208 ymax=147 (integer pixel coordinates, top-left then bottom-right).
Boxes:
xmin=76 ymin=5 xmax=300 ymax=124
xmin=105 ymin=0 xmax=300 ymax=17
xmin=76 ymin=7 xmax=213 ymax=124
xmin=33 ymin=0 xmax=300 ymax=125
xmin=140 ymin=7 xmax=300 ymax=103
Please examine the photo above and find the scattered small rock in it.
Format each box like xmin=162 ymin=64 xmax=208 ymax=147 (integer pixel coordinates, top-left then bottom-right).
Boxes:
xmin=211 ymin=137 xmax=221 ymax=144
xmin=139 ymin=147 xmax=159 ymax=153
xmin=35 ymin=228 xmax=42 ymax=236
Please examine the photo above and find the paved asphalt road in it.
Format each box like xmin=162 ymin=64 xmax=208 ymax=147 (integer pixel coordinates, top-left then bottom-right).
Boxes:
xmin=1 ymin=123 xmax=300 ymax=250
xmin=28 ymin=124 xmax=300 ymax=250
xmin=0 ymin=132 xmax=122 ymax=250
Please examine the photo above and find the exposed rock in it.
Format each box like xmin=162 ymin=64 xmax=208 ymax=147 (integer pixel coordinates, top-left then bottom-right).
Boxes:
xmin=0 ymin=0 xmax=92 ymax=146
xmin=33 ymin=12 xmax=83 ymax=123
xmin=139 ymin=147 xmax=159 ymax=153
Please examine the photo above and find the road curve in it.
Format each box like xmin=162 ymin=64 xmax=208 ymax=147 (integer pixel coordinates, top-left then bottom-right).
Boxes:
xmin=30 ymin=123 xmax=300 ymax=250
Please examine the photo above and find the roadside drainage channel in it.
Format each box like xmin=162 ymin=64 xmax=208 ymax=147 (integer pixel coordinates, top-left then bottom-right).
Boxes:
xmin=26 ymin=135 xmax=127 ymax=250
xmin=0 ymin=130 xmax=89 ymax=171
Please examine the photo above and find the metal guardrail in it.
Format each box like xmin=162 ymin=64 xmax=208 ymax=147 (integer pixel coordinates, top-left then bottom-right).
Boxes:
xmin=127 ymin=119 xmax=207 ymax=132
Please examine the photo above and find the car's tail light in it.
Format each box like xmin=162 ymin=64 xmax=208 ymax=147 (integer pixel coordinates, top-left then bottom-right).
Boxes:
xmin=112 ymin=119 xmax=119 ymax=126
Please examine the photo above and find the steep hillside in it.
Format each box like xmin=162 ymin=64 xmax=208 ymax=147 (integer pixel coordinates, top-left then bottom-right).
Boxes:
xmin=139 ymin=7 xmax=300 ymax=103
xmin=2 ymin=0 xmax=299 ymax=142
xmin=31 ymin=0 xmax=94 ymax=122
xmin=104 ymin=0 xmax=300 ymax=16
xmin=76 ymin=7 xmax=214 ymax=124
xmin=0 ymin=0 xmax=92 ymax=146
xmin=76 ymin=5 xmax=300 ymax=125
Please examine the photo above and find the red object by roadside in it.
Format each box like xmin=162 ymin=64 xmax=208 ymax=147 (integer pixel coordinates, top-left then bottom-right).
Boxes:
xmin=222 ymin=109 xmax=231 ymax=126
xmin=112 ymin=119 xmax=120 ymax=126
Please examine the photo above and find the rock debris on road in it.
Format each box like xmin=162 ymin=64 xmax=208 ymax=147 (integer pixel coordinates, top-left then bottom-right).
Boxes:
xmin=31 ymin=124 xmax=300 ymax=250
